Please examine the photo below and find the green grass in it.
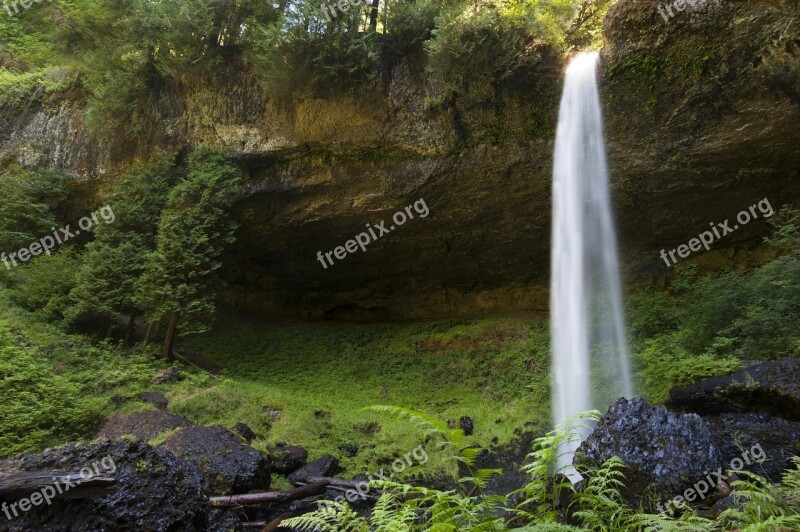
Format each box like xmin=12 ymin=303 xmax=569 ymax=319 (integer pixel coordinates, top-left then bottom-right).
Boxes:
xmin=0 ymin=294 xmax=166 ymax=457
xmin=171 ymin=312 xmax=552 ymax=479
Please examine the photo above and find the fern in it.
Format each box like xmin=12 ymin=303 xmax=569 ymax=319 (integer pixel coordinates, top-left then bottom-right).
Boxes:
xmin=718 ymin=459 xmax=800 ymax=531
xmin=282 ymin=500 xmax=369 ymax=531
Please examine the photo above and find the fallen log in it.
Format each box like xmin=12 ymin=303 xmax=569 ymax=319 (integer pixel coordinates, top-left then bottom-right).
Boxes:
xmin=0 ymin=472 xmax=115 ymax=500
xmin=209 ymin=480 xmax=329 ymax=509
xmin=261 ymin=511 xmax=295 ymax=531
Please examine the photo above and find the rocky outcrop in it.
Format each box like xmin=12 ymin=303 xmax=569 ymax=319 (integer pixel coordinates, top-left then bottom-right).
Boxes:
xmin=603 ymin=0 xmax=800 ymax=280
xmin=577 ymin=398 xmax=722 ymax=500
xmin=0 ymin=440 xmax=240 ymax=531
xmin=158 ymin=426 xmax=271 ymax=495
xmin=667 ymin=358 xmax=800 ymax=421
xmin=706 ymin=412 xmax=800 ymax=482
xmin=97 ymin=410 xmax=191 ymax=441
xmin=1 ymin=1 xmax=799 ymax=318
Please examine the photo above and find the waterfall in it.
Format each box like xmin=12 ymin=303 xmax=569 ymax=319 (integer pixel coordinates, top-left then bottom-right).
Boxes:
xmin=550 ymin=52 xmax=633 ymax=478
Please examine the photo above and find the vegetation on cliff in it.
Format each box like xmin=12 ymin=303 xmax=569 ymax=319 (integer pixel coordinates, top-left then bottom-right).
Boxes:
xmin=0 ymin=0 xmax=612 ymax=139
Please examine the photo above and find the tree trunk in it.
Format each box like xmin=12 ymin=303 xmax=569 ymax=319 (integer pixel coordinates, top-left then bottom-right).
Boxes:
xmin=143 ymin=320 xmax=154 ymax=347
xmin=369 ymin=0 xmax=380 ymax=32
xmin=105 ymin=318 xmax=115 ymax=339
xmin=163 ymin=312 xmax=178 ymax=362
xmin=125 ymin=314 xmax=136 ymax=345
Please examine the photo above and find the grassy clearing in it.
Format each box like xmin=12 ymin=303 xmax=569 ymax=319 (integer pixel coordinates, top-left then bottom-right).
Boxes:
xmin=170 ymin=312 xmax=553 ymax=480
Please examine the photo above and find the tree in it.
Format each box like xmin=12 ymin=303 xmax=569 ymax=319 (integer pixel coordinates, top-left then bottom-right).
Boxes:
xmin=66 ymin=157 xmax=181 ymax=339
xmin=138 ymin=147 xmax=240 ymax=360
xmin=0 ymin=166 xmax=65 ymax=254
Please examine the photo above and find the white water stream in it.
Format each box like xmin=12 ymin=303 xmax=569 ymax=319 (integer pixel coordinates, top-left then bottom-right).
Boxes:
xmin=550 ymin=52 xmax=633 ymax=478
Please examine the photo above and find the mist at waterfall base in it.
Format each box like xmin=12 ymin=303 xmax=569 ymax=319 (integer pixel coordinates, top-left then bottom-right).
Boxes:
xmin=550 ymin=52 xmax=633 ymax=478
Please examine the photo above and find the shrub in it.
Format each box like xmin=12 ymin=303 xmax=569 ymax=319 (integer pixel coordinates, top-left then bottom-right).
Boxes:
xmin=425 ymin=0 xmax=575 ymax=100
xmin=6 ymin=248 xmax=81 ymax=323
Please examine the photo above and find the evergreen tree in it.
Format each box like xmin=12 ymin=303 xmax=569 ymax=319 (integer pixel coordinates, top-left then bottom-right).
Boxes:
xmin=0 ymin=166 xmax=65 ymax=253
xmin=138 ymin=147 xmax=240 ymax=360
xmin=66 ymin=157 xmax=181 ymax=339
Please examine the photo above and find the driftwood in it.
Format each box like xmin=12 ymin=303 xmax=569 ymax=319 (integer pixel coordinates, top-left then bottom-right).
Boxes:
xmin=209 ymin=480 xmax=330 ymax=509
xmin=0 ymin=472 xmax=115 ymax=500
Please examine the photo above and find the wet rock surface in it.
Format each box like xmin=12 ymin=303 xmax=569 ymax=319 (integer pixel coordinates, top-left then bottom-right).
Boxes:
xmin=158 ymin=426 xmax=270 ymax=495
xmin=268 ymin=443 xmax=309 ymax=474
xmin=667 ymin=359 xmax=800 ymax=421
xmin=577 ymin=397 xmax=722 ymax=500
xmin=707 ymin=412 xmax=800 ymax=482
xmin=0 ymin=440 xmax=240 ymax=531
xmin=287 ymin=455 xmax=338 ymax=484
xmin=97 ymin=410 xmax=191 ymax=441
xmin=138 ymin=391 xmax=169 ymax=410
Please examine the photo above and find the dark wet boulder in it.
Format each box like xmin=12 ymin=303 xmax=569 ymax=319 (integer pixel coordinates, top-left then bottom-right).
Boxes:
xmin=287 ymin=455 xmax=338 ymax=484
xmin=232 ymin=422 xmax=257 ymax=442
xmin=97 ymin=411 xmax=190 ymax=441
xmin=460 ymin=416 xmax=475 ymax=436
xmin=158 ymin=426 xmax=270 ymax=495
xmin=667 ymin=359 xmax=800 ymax=421
xmin=576 ymin=397 xmax=721 ymax=502
xmin=706 ymin=413 xmax=800 ymax=483
xmin=0 ymin=440 xmax=241 ymax=531
xmin=138 ymin=391 xmax=168 ymax=410
xmin=268 ymin=444 xmax=309 ymax=474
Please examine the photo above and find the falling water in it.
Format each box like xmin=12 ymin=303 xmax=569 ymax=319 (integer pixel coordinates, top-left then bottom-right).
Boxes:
xmin=550 ymin=52 xmax=633 ymax=477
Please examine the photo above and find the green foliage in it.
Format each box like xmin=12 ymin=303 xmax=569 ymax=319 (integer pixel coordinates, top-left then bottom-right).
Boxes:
xmin=284 ymin=500 xmax=370 ymax=531
xmin=0 ymin=165 xmax=66 ymax=252
xmin=246 ymin=4 xmax=378 ymax=100
xmin=627 ymin=211 xmax=800 ymax=400
xmin=6 ymin=249 xmax=81 ymax=323
xmin=283 ymin=409 xmax=732 ymax=530
xmin=137 ymin=147 xmax=240 ymax=335
xmin=382 ymin=0 xmax=442 ymax=59
xmin=718 ymin=459 xmax=800 ymax=531
xmin=514 ymin=412 xmax=601 ymax=523
xmin=0 ymin=299 xmax=160 ymax=457
xmin=66 ymin=157 xmax=181 ymax=326
xmin=174 ymin=314 xmax=551 ymax=477
xmin=565 ymin=0 xmax=617 ymax=51
xmin=425 ymin=0 xmax=575 ymax=100
xmin=635 ymin=333 xmax=741 ymax=404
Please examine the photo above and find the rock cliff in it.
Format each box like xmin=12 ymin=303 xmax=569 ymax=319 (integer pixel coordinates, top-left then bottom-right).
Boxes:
xmin=1 ymin=0 xmax=798 ymax=319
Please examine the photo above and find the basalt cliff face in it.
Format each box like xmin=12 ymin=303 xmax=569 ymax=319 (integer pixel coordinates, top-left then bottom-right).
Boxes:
xmin=1 ymin=0 xmax=798 ymax=320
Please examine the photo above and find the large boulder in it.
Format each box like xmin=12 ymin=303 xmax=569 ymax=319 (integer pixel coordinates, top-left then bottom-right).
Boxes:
xmin=706 ymin=412 xmax=800 ymax=483
xmin=0 ymin=440 xmax=241 ymax=531
xmin=576 ymin=398 xmax=721 ymax=501
xmin=158 ymin=426 xmax=270 ymax=495
xmin=97 ymin=411 xmax=191 ymax=441
xmin=667 ymin=359 xmax=800 ymax=421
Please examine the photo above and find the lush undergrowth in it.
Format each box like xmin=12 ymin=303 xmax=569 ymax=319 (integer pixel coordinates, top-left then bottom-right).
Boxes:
xmin=171 ymin=313 xmax=552 ymax=479
xmin=0 ymin=294 xmax=163 ymax=456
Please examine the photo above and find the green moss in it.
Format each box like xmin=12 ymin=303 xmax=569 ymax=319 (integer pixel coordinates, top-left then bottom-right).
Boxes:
xmin=171 ymin=312 xmax=551 ymax=480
